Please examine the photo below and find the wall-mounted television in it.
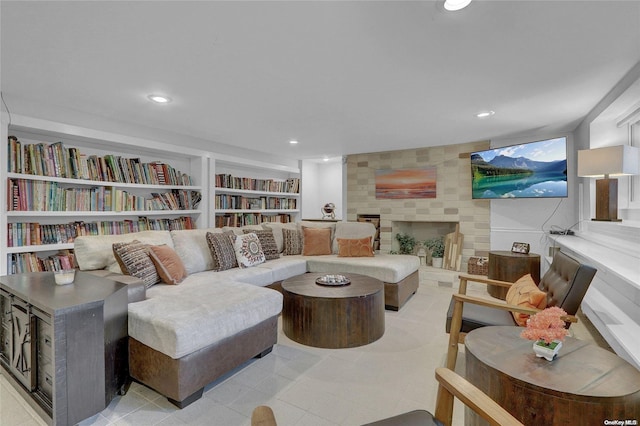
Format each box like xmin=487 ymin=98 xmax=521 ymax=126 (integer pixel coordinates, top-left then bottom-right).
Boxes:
xmin=470 ymin=137 xmax=567 ymax=199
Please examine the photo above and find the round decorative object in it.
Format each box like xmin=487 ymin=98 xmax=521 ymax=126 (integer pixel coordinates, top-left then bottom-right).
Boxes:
xmin=315 ymin=274 xmax=350 ymax=286
xmin=321 ymin=203 xmax=336 ymax=219
xmin=533 ymin=339 xmax=563 ymax=361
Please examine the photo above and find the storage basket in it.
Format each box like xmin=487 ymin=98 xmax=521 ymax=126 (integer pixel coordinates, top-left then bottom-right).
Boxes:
xmin=467 ymin=256 xmax=488 ymax=275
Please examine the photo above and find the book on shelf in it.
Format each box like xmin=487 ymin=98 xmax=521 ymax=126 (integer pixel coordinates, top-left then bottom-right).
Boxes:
xmin=9 ymin=249 xmax=77 ymax=274
xmin=215 ymin=173 xmax=300 ymax=194
xmin=7 ymin=217 xmax=196 ymax=248
xmin=214 ymin=212 xmax=293 ymax=228
xmin=7 ymin=137 xmax=195 ymax=186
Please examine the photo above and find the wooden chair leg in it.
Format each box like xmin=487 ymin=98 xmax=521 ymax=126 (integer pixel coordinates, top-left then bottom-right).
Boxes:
xmin=434 ymin=379 xmax=455 ymax=426
xmin=446 ymin=297 xmax=463 ymax=370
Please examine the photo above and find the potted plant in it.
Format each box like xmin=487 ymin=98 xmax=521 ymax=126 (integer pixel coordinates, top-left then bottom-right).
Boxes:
xmin=520 ymin=306 xmax=569 ymax=361
xmin=395 ymin=233 xmax=416 ymax=255
xmin=425 ymin=237 xmax=445 ymax=268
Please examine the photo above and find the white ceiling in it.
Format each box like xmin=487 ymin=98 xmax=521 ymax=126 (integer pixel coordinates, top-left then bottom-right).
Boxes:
xmin=2 ymin=1 xmax=640 ymax=161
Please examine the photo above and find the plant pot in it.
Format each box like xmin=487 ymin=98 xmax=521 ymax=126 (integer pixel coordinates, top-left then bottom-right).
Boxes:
xmin=533 ymin=339 xmax=563 ymax=361
xmin=432 ymin=257 xmax=443 ymax=268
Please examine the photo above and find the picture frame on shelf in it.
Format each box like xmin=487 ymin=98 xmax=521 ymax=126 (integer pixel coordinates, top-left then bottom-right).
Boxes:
xmin=511 ymin=242 xmax=530 ymax=254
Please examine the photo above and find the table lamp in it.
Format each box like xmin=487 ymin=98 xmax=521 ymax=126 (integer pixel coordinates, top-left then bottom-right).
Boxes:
xmin=577 ymin=145 xmax=640 ymax=221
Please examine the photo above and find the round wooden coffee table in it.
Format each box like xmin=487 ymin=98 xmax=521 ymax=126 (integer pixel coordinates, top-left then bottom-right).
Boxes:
xmin=281 ymin=273 xmax=385 ymax=348
xmin=464 ymin=326 xmax=640 ymax=425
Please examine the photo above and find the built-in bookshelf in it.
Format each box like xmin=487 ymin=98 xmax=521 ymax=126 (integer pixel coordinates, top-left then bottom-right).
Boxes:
xmin=213 ymin=156 xmax=301 ymax=227
xmin=1 ymin=115 xmax=209 ymax=275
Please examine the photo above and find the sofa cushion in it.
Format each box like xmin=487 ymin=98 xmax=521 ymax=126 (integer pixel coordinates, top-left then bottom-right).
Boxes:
xmin=262 ymin=222 xmax=297 ymax=253
xmin=305 ymin=253 xmax=419 ymax=283
xmin=206 ymin=231 xmax=238 ymax=271
xmin=113 ymin=240 xmax=160 ymax=288
xmin=254 ymin=256 xmax=308 ymax=282
xmin=337 ymin=236 xmax=375 ymax=257
xmin=148 ymin=244 xmax=187 ymax=285
xmin=332 ymin=221 xmax=376 ymax=254
xmin=129 ymin=279 xmax=283 ymax=359
xmin=234 ymin=233 xmax=266 ymax=268
xmin=170 ymin=228 xmax=220 ymax=274
xmin=282 ymin=228 xmax=303 ymax=255
xmin=505 ymin=274 xmax=547 ymax=326
xmin=244 ymin=229 xmax=279 ymax=260
xmin=75 ymin=230 xmax=173 ymax=271
xmin=302 ymin=227 xmax=332 ymax=256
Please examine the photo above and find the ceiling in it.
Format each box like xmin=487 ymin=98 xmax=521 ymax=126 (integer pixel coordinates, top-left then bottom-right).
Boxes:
xmin=2 ymin=1 xmax=640 ymax=162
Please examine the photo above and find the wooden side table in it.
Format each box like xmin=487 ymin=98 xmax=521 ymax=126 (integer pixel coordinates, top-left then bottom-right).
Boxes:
xmin=0 ymin=271 xmax=129 ymax=425
xmin=464 ymin=326 xmax=640 ymax=426
xmin=487 ymin=250 xmax=540 ymax=299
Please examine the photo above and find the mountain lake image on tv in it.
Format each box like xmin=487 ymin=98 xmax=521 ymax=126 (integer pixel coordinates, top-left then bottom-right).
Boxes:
xmin=471 ymin=137 xmax=567 ymax=199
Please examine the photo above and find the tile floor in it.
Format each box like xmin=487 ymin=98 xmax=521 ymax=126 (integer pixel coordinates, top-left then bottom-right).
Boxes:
xmin=1 ymin=267 xmax=603 ymax=426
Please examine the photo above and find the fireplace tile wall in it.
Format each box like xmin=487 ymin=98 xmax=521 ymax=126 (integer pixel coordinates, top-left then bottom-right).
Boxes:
xmin=346 ymin=141 xmax=491 ymax=267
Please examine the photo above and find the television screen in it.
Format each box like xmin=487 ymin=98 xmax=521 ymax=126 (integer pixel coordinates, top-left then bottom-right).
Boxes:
xmin=470 ymin=137 xmax=567 ymax=199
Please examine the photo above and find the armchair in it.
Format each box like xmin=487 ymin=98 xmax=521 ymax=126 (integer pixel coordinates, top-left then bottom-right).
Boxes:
xmin=251 ymin=367 xmax=523 ymax=426
xmin=445 ymin=251 xmax=596 ymax=370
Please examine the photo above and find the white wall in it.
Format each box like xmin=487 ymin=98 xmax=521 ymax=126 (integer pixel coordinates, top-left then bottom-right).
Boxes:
xmin=301 ymin=160 xmax=343 ymax=220
xmin=489 ymin=133 xmax=578 ymax=258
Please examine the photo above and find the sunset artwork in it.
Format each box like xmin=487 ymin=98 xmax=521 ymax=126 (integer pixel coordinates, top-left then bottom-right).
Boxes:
xmin=375 ymin=167 xmax=437 ymax=199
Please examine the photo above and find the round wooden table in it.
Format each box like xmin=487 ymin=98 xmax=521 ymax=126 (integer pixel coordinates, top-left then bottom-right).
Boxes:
xmin=281 ymin=273 xmax=385 ymax=348
xmin=464 ymin=326 xmax=640 ymax=426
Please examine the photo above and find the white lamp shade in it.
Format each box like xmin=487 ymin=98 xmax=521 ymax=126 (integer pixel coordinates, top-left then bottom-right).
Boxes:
xmin=577 ymin=145 xmax=640 ymax=177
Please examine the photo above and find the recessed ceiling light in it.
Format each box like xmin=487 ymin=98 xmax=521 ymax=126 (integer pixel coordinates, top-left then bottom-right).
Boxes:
xmin=476 ymin=110 xmax=495 ymax=118
xmin=444 ymin=0 xmax=472 ymax=11
xmin=323 ymin=157 xmax=329 ymax=162
xmin=289 ymin=140 xmax=298 ymax=145
xmin=147 ymin=94 xmax=172 ymax=104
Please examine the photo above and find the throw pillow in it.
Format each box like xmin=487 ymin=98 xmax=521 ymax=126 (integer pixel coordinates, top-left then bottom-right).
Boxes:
xmin=206 ymin=231 xmax=238 ymax=271
xmin=244 ymin=229 xmax=279 ymax=260
xmin=337 ymin=236 xmax=375 ymax=257
xmin=505 ymin=274 xmax=548 ymax=326
xmin=234 ymin=233 xmax=266 ymax=268
xmin=112 ymin=240 xmax=159 ymax=288
xmin=302 ymin=227 xmax=332 ymax=256
xmin=282 ymin=228 xmax=303 ymax=255
xmin=147 ymin=244 xmax=188 ymax=285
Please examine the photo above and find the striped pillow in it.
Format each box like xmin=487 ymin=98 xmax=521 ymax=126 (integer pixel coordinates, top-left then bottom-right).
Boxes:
xmin=112 ymin=240 xmax=159 ymax=288
xmin=206 ymin=231 xmax=238 ymax=271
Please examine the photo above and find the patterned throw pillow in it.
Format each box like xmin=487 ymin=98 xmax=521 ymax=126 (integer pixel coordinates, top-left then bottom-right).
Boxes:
xmin=112 ymin=240 xmax=159 ymax=288
xmin=206 ymin=231 xmax=238 ymax=271
xmin=147 ymin=244 xmax=188 ymax=284
xmin=244 ymin=229 xmax=279 ymax=260
xmin=234 ymin=233 xmax=266 ymax=268
xmin=505 ymin=274 xmax=548 ymax=326
xmin=282 ymin=228 xmax=302 ymax=255
xmin=337 ymin=236 xmax=375 ymax=257
xmin=302 ymin=227 xmax=332 ymax=256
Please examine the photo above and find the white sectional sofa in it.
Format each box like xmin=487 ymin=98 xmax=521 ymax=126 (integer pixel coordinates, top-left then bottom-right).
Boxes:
xmin=74 ymin=221 xmax=419 ymax=407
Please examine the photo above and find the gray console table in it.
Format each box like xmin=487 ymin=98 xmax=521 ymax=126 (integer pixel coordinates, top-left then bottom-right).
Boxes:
xmin=0 ymin=271 xmax=129 ymax=425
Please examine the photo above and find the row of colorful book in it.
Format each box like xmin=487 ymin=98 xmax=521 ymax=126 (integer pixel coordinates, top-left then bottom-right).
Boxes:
xmin=8 ymin=250 xmax=76 ymax=274
xmin=215 ymin=195 xmax=298 ymax=210
xmin=215 ymin=174 xmax=300 ymax=194
xmin=8 ymin=136 xmax=194 ymax=186
xmin=8 ymin=179 xmax=200 ymax=212
xmin=7 ymin=216 xmax=195 ymax=247
xmin=214 ymin=213 xmax=293 ymax=228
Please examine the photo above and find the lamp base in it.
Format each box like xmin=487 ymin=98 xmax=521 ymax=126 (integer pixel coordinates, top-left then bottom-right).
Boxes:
xmin=594 ymin=178 xmax=619 ymax=221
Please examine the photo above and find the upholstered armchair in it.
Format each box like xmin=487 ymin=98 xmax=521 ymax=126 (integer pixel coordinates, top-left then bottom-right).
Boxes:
xmin=251 ymin=367 xmax=523 ymax=426
xmin=445 ymin=250 xmax=597 ymax=370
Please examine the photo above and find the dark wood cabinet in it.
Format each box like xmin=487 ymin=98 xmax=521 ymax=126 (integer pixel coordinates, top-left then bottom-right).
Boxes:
xmin=487 ymin=250 xmax=540 ymax=299
xmin=0 ymin=271 xmax=128 ymax=425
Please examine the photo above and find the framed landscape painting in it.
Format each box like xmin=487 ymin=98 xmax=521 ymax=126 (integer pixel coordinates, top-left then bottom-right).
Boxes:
xmin=375 ymin=167 xmax=437 ymax=199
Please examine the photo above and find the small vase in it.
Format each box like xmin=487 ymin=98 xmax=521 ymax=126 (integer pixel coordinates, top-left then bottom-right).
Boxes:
xmin=532 ymin=339 xmax=563 ymax=361
xmin=432 ymin=257 xmax=443 ymax=268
